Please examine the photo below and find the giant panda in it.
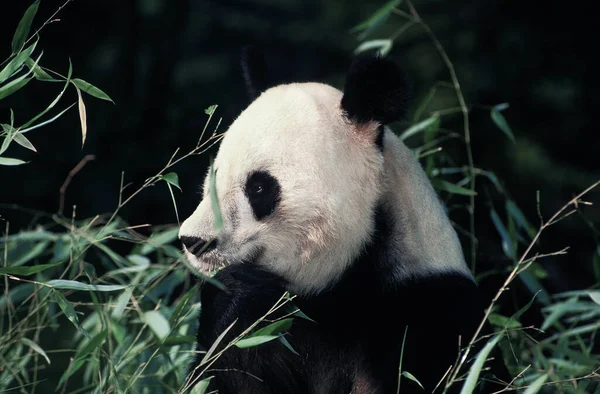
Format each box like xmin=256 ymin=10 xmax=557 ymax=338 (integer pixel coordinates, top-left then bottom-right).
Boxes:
xmin=179 ymin=48 xmax=508 ymax=393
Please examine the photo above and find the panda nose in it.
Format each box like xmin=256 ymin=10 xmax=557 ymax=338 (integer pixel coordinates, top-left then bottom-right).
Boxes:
xmin=180 ymin=236 xmax=218 ymax=256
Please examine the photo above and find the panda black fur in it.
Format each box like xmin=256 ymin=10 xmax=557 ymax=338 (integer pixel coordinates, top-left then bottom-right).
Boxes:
xmin=180 ymin=50 xmax=508 ymax=393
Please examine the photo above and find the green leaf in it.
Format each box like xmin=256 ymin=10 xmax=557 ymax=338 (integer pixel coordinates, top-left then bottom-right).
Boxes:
xmin=0 ymin=156 xmax=27 ymax=166
xmin=399 ymin=116 xmax=439 ymax=141
xmin=11 ymin=1 xmax=40 ymax=55
xmin=432 ymin=179 xmax=477 ymax=196
xmin=75 ymin=331 xmax=107 ymax=360
xmin=162 ymin=335 xmax=196 ymax=345
xmin=0 ymin=75 xmax=33 ymax=100
xmin=488 ymin=313 xmax=522 ymax=329
xmin=235 ymin=335 xmax=280 ymax=349
xmin=200 ymin=320 xmax=237 ymax=366
xmin=13 ymin=132 xmax=37 ymax=152
xmin=460 ymin=334 xmax=502 ymax=394
xmin=250 ymin=318 xmax=293 ymax=337
xmin=46 ymin=279 xmax=127 ymax=292
xmin=191 ymin=377 xmax=213 ymax=394
xmin=490 ymin=208 xmax=513 ymax=259
xmin=170 ymin=285 xmax=198 ymax=325
xmin=0 ymin=261 xmax=62 ymax=276
xmin=354 ymin=39 xmax=393 ymax=56
xmin=160 ymin=172 xmax=181 ymax=191
xmin=209 ymin=160 xmax=223 ymax=232
xmin=204 ymin=104 xmax=217 ymax=115
xmin=9 ymin=240 xmax=49 ymax=266
xmin=351 ymin=0 xmax=402 ymax=39
xmin=0 ymin=41 xmax=37 ymax=83
xmin=142 ymin=310 xmax=170 ymax=340
xmin=71 ymin=78 xmax=114 ymax=103
xmin=523 ymin=374 xmax=548 ymax=394
xmin=139 ymin=226 xmax=179 ymax=255
xmin=57 ymin=358 xmax=86 ymax=387
xmin=20 ymin=337 xmax=50 ymax=364
xmin=111 ymin=288 xmax=132 ymax=320
xmin=491 ymin=108 xmax=515 ymax=143
xmin=506 ymin=200 xmax=536 ymax=240
xmin=401 ymin=371 xmax=424 ymax=390
xmin=52 ymin=290 xmax=90 ymax=339
xmin=588 ymin=291 xmax=600 ymax=306
xmin=278 ymin=336 xmax=299 ymax=355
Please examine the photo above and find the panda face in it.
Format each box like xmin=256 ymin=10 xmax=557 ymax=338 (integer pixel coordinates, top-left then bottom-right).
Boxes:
xmin=179 ymin=82 xmax=385 ymax=294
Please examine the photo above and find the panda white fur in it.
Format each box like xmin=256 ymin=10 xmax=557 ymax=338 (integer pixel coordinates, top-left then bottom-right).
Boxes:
xmin=180 ymin=48 xmax=507 ymax=393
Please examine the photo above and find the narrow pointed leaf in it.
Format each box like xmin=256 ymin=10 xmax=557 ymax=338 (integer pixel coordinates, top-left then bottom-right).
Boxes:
xmin=523 ymin=374 xmax=548 ymax=394
xmin=75 ymin=86 xmax=87 ymax=147
xmin=11 ymin=1 xmax=40 ymax=55
xmin=399 ymin=116 xmax=439 ymax=141
xmin=491 ymin=108 xmax=515 ymax=143
xmin=71 ymin=78 xmax=113 ymax=103
xmin=460 ymin=334 xmax=502 ymax=394
xmin=160 ymin=172 xmax=181 ymax=191
xmin=0 ymin=41 xmax=37 ymax=83
xmin=13 ymin=132 xmax=36 ymax=152
xmin=142 ymin=310 xmax=170 ymax=340
xmin=235 ymin=335 xmax=280 ymax=348
xmin=432 ymin=179 xmax=477 ymax=196
xmin=20 ymin=337 xmax=50 ymax=364
xmin=52 ymin=290 xmax=90 ymax=339
xmin=0 ymin=157 xmax=27 ymax=166
xmin=191 ymin=377 xmax=213 ymax=394
xmin=46 ymin=279 xmax=127 ymax=292
xmin=0 ymin=261 xmax=62 ymax=276
xmin=401 ymin=371 xmax=424 ymax=390
xmin=0 ymin=75 xmax=33 ymax=100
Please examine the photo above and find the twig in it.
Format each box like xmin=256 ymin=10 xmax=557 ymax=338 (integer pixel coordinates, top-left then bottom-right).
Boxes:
xmin=447 ymin=180 xmax=600 ymax=388
xmin=58 ymin=154 xmax=95 ymax=216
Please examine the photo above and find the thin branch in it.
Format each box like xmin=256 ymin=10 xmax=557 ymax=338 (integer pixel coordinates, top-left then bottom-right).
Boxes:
xmin=58 ymin=154 xmax=95 ymax=216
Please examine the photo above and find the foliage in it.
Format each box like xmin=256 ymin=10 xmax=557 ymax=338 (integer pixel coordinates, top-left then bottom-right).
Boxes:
xmin=0 ymin=0 xmax=112 ymax=167
xmin=1 ymin=1 xmax=599 ymax=393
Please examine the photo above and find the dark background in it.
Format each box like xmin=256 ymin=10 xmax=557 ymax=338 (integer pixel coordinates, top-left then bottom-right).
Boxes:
xmin=1 ymin=0 xmax=599 ymax=299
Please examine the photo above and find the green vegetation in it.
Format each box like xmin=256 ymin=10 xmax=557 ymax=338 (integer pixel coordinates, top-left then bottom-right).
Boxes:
xmin=1 ymin=1 xmax=599 ymax=393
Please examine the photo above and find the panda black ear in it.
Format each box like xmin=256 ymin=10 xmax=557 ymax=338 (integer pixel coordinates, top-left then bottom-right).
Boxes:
xmin=241 ymin=46 xmax=274 ymax=100
xmin=341 ymin=54 xmax=410 ymax=125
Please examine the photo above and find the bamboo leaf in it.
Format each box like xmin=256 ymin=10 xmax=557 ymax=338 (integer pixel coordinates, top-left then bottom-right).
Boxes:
xmin=142 ymin=310 xmax=170 ymax=340
xmin=191 ymin=377 xmax=213 ymax=394
xmin=399 ymin=116 xmax=439 ymax=141
xmin=523 ymin=374 xmax=548 ymax=394
xmin=491 ymin=107 xmax=515 ymax=143
xmin=0 ymin=41 xmax=37 ymax=83
xmin=460 ymin=334 xmax=502 ymax=394
xmin=20 ymin=337 xmax=50 ymax=364
xmin=71 ymin=78 xmax=114 ymax=103
xmin=160 ymin=172 xmax=182 ymax=191
xmin=13 ymin=132 xmax=37 ymax=152
xmin=0 ymin=261 xmax=62 ymax=276
xmin=11 ymin=1 xmax=40 ymax=55
xmin=0 ymin=157 xmax=27 ymax=166
xmin=401 ymin=371 xmax=424 ymax=390
xmin=75 ymin=86 xmax=87 ymax=147
xmin=46 ymin=279 xmax=127 ymax=292
xmin=235 ymin=335 xmax=280 ymax=349
xmin=432 ymin=179 xmax=477 ymax=196
xmin=52 ymin=290 xmax=90 ymax=339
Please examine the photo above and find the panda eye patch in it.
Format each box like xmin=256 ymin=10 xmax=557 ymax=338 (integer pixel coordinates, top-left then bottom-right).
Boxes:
xmin=245 ymin=171 xmax=280 ymax=220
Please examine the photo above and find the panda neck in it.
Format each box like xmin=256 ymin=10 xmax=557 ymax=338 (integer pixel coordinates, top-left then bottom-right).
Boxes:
xmin=375 ymin=130 xmax=473 ymax=284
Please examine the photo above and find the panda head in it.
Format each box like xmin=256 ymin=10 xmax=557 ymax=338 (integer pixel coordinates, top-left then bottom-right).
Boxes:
xmin=179 ymin=50 xmax=410 ymax=294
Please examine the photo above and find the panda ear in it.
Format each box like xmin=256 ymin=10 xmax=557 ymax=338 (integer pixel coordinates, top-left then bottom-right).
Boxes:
xmin=241 ymin=46 xmax=274 ymax=100
xmin=341 ymin=54 xmax=410 ymax=125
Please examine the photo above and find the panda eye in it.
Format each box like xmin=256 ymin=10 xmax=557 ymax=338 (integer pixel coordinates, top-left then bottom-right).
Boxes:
xmin=245 ymin=171 xmax=281 ymax=220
